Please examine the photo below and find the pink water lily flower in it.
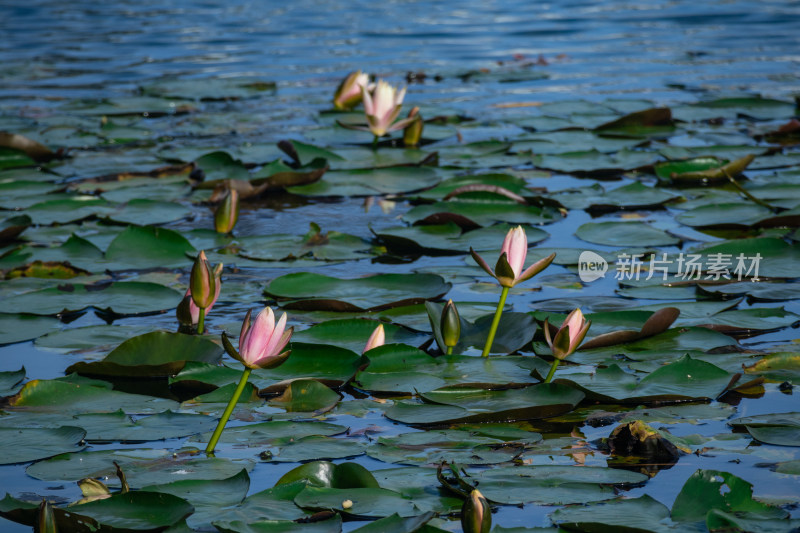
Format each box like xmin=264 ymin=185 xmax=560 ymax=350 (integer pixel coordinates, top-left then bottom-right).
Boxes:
xmin=470 ymin=226 xmax=555 ymax=288
xmin=333 ymin=70 xmax=369 ymax=110
xmin=363 ymin=323 xmax=386 ymax=353
xmin=544 ymin=308 xmax=591 ymax=360
xmin=223 ymin=307 xmax=293 ymax=370
xmin=338 ymin=79 xmax=416 ymax=138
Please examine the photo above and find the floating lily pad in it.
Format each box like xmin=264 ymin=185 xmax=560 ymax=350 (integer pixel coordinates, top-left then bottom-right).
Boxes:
xmin=26 ymin=447 xmax=252 ymax=487
xmin=0 ymin=313 xmax=61 ymax=344
xmin=294 ymin=487 xmax=418 ymax=518
xmin=102 ymin=225 xmax=196 ymax=270
xmin=403 ymin=201 xmax=561 ymax=228
xmin=729 ymin=412 xmax=800 ymax=446
xmin=67 ymin=410 xmax=218 ymax=443
xmin=190 ymin=420 xmax=347 ymax=447
xmin=551 ymin=494 xmax=674 ymax=533
xmin=385 ymin=384 xmax=584 ymax=425
xmin=292 ymin=319 xmax=426 ymax=353
xmin=268 ymin=379 xmax=341 ymax=414
xmin=1 ymin=281 xmax=182 ymax=316
xmin=671 ymin=469 xmax=787 ymax=522
xmin=288 ymin=166 xmax=439 ymax=197
xmin=265 ymin=272 xmax=451 ymax=312
xmin=238 ymin=224 xmax=373 ymax=261
xmin=66 ymin=331 xmax=222 ymax=378
xmin=575 ymin=221 xmax=680 ymax=247
xmin=376 ymin=222 xmax=548 ymax=255
xmin=0 ymin=491 xmax=194 ymax=532
xmin=472 ymin=465 xmax=647 ymax=505
xmin=0 ymin=426 xmax=86 ymax=464
xmin=8 ymin=379 xmax=178 ymax=414
xmin=265 ymin=435 xmax=365 ymax=463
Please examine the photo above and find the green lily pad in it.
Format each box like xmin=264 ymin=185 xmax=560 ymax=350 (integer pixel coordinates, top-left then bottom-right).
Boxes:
xmin=403 ymin=201 xmax=562 ymax=228
xmin=0 ymin=313 xmax=60 ymax=344
xmin=729 ymin=412 xmax=800 ymax=446
xmin=671 ymin=469 xmax=787 ymax=522
xmin=172 ymin=342 xmax=362 ymax=395
xmin=551 ymin=494 xmax=674 ymax=533
xmin=142 ymin=469 xmax=250 ymax=529
xmin=26 ymin=447 xmax=252 ymax=487
xmin=102 ymin=225 xmax=196 ymax=270
xmin=66 ymin=410 xmax=217 ymax=442
xmin=0 ymin=491 xmax=194 ymax=532
xmin=0 ymin=214 xmax=32 ymax=242
xmin=0 ymin=281 xmax=182 ymax=316
xmin=189 ymin=420 xmax=347 ymax=447
xmin=0 ymin=367 xmax=25 ymax=396
xmin=292 ymin=319 xmax=425 ymax=353
xmin=385 ymin=384 xmax=584 ymax=425
xmin=265 ymin=435 xmax=365 ymax=463
xmin=366 ymin=429 xmax=537 ymax=466
xmin=34 ymin=324 xmax=154 ymax=354
xmin=532 ymin=149 xmax=659 ymax=176
xmin=293 ymin=487 xmax=418 ymax=518
xmin=472 ymin=465 xmax=647 ymax=505
xmin=268 ymin=379 xmax=341 ymax=414
xmin=575 ymin=221 xmax=680 ymax=247
xmin=376 ymin=222 xmax=549 ymax=255
xmin=288 ymin=166 xmax=439 ymax=197
xmin=144 ymin=77 xmax=276 ymax=101
xmin=104 ymin=199 xmax=191 ymax=226
xmin=238 ymin=224 xmax=373 ymax=262
xmin=211 ymin=480 xmax=314 ymax=525
xmin=66 ymin=331 xmax=223 ymax=378
xmin=265 ymin=272 xmax=451 ymax=312
xmin=0 ymin=426 xmax=86 ymax=464
xmin=8 ymin=379 xmax=178 ymax=414
xmin=23 ymin=196 xmax=115 ymax=225
xmin=411 ymin=173 xmax=530 ymax=202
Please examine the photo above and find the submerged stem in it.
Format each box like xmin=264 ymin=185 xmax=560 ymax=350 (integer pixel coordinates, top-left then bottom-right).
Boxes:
xmin=446 ymin=346 xmax=453 ymax=355
xmin=543 ymin=359 xmax=560 ymax=383
xmin=197 ymin=308 xmax=206 ymax=335
xmin=481 ymin=286 xmax=509 ymax=357
xmin=205 ymin=367 xmax=251 ymax=455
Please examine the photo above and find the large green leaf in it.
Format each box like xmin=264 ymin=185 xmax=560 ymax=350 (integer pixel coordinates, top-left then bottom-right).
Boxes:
xmin=1 ymin=281 xmax=182 ymax=316
xmin=575 ymin=221 xmax=680 ymax=247
xmin=0 ymin=426 xmax=85 ymax=464
xmin=385 ymin=384 xmax=584 ymax=425
xmin=66 ymin=331 xmax=223 ymax=378
xmin=265 ymin=272 xmax=451 ymax=311
xmin=294 ymin=487 xmax=419 ymax=518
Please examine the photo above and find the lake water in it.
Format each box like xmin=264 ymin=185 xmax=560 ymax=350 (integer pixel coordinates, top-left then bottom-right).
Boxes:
xmin=1 ymin=0 xmax=800 ymax=531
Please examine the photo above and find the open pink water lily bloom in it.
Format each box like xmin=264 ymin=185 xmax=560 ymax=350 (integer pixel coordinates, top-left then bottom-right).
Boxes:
xmin=363 ymin=323 xmax=385 ymax=353
xmin=470 ymin=226 xmax=555 ymax=288
xmin=333 ymin=70 xmax=369 ymax=110
xmin=544 ymin=308 xmax=591 ymax=360
xmin=222 ymin=307 xmax=293 ymax=370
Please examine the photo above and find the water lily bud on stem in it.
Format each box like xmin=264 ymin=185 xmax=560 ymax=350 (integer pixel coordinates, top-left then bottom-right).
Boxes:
xmin=207 ymin=306 xmax=293 ymax=454
xmin=189 ymin=251 xmax=219 ymax=334
xmin=37 ymin=498 xmax=57 ymax=533
xmin=543 ymin=308 xmax=591 ymax=383
xmin=214 ymin=189 xmax=239 ymax=234
xmin=471 ymin=226 xmax=555 ymax=357
xmin=403 ymin=107 xmax=423 ymax=146
xmin=461 ymin=489 xmax=491 ymax=533
xmin=441 ymin=299 xmax=461 ymax=355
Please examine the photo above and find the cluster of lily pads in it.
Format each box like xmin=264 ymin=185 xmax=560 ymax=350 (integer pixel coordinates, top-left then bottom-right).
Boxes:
xmin=0 ymin=69 xmax=799 ymax=533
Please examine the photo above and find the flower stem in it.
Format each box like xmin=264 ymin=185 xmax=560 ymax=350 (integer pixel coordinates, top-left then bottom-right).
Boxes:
xmin=446 ymin=346 xmax=453 ymax=355
xmin=205 ymin=367 xmax=251 ymax=455
xmin=481 ymin=286 xmax=509 ymax=357
xmin=543 ymin=359 xmax=560 ymax=383
xmin=372 ymin=135 xmax=379 ymax=149
xmin=197 ymin=308 xmax=206 ymax=335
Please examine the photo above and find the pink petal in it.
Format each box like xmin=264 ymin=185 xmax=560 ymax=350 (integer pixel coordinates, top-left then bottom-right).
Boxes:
xmin=501 ymin=226 xmax=527 ymax=278
xmin=259 ymin=311 xmax=288 ymax=361
xmin=362 ymin=85 xmax=375 ymax=116
xmin=241 ymin=307 xmax=274 ymax=365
